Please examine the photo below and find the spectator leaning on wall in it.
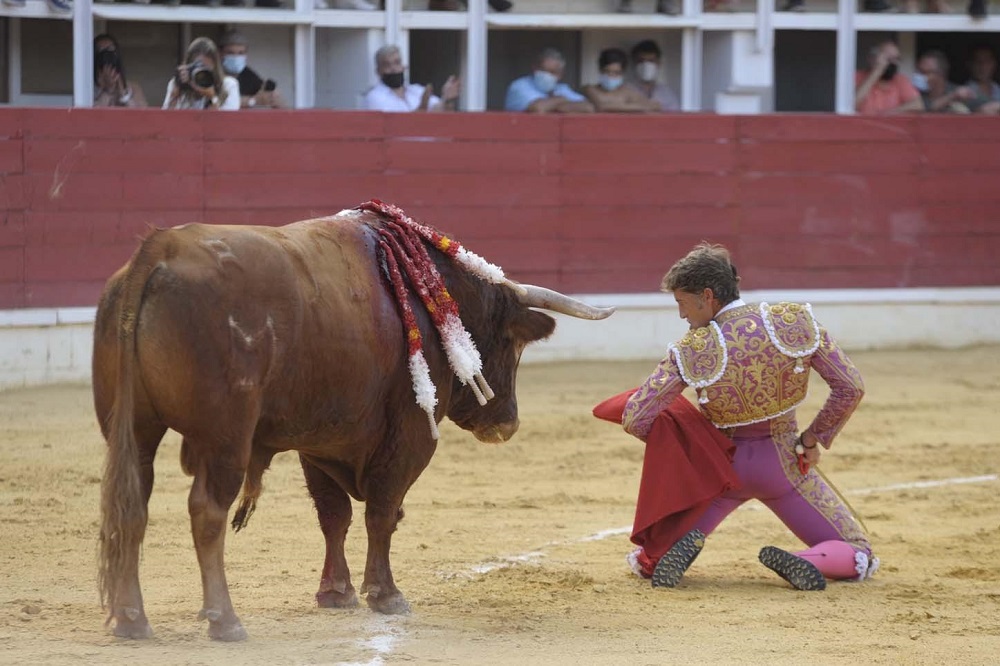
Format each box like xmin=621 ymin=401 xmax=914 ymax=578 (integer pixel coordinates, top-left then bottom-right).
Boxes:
xmin=582 ymin=48 xmax=661 ymax=113
xmin=504 ymin=47 xmax=594 ymax=114
xmin=628 ymin=39 xmax=681 ymax=112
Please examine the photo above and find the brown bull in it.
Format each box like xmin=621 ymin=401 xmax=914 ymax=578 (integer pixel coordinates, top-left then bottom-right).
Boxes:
xmin=93 ymin=205 xmax=613 ymax=641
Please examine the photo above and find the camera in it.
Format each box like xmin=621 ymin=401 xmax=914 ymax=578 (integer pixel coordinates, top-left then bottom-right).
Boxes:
xmin=177 ymin=62 xmax=216 ymax=90
xmin=95 ymin=49 xmax=122 ymax=74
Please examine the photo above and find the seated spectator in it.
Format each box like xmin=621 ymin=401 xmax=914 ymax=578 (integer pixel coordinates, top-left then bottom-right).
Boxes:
xmin=964 ymin=45 xmax=1000 ymax=114
xmin=364 ymin=45 xmax=459 ymax=112
xmin=583 ymin=48 xmax=661 ymax=113
xmin=93 ymin=33 xmax=148 ymax=108
xmin=3 ymin=0 xmax=71 ymax=11
xmin=914 ymin=50 xmax=974 ymax=113
xmin=617 ymin=0 xmax=678 ymax=14
xmin=219 ymin=29 xmax=287 ymax=110
xmin=316 ymin=0 xmax=378 ymax=8
xmin=628 ymin=40 xmax=680 ymax=111
xmin=854 ymin=40 xmax=923 ymax=115
xmin=429 ymin=0 xmax=513 ymax=9
xmin=504 ymin=48 xmax=594 ymax=114
xmin=163 ymin=37 xmax=240 ymax=111
xmin=968 ymin=0 xmax=987 ymax=17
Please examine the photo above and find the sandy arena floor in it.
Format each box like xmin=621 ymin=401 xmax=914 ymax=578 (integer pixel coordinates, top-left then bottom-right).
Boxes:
xmin=1 ymin=347 xmax=999 ymax=665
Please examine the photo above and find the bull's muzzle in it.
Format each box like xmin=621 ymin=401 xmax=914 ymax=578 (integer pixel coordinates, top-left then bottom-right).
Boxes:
xmin=474 ymin=419 xmax=520 ymax=444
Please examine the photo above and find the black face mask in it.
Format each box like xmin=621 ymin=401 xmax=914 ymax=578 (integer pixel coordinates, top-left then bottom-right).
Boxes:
xmin=381 ymin=72 xmax=404 ymax=89
xmin=881 ymin=62 xmax=898 ymax=81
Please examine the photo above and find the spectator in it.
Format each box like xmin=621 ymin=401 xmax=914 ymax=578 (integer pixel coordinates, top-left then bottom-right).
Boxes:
xmin=968 ymin=0 xmax=987 ymax=18
xmin=860 ymin=0 xmax=894 ymax=11
xmin=902 ymin=0 xmax=954 ymax=11
xmin=163 ymin=37 xmax=240 ymax=111
xmin=582 ymin=48 xmax=661 ymax=113
xmin=617 ymin=0 xmax=678 ymax=14
xmin=964 ymin=46 xmax=1000 ymax=113
xmin=914 ymin=50 xmax=974 ymax=113
xmin=504 ymin=48 xmax=594 ymax=114
xmin=854 ymin=40 xmax=923 ymax=115
xmin=428 ymin=0 xmax=513 ymax=9
xmin=316 ymin=0 xmax=378 ymax=8
xmin=93 ymin=34 xmax=148 ymax=108
xmin=219 ymin=29 xmax=287 ymax=110
xmin=364 ymin=45 xmax=460 ymax=112
xmin=3 ymin=0 xmax=71 ymax=10
xmin=628 ymin=40 xmax=680 ymax=112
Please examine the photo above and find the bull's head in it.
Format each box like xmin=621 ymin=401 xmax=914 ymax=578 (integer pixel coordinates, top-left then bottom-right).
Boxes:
xmin=447 ymin=284 xmax=615 ymax=443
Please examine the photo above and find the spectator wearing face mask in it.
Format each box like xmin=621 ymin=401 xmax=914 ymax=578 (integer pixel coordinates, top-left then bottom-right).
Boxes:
xmin=219 ymin=29 xmax=287 ymax=110
xmin=582 ymin=48 xmax=661 ymax=113
xmin=854 ymin=40 xmax=923 ymax=115
xmin=163 ymin=37 xmax=241 ymax=111
xmin=364 ymin=44 xmax=460 ymax=112
xmin=628 ymin=40 xmax=680 ymax=112
xmin=913 ymin=50 xmax=974 ymax=114
xmin=504 ymin=47 xmax=594 ymax=114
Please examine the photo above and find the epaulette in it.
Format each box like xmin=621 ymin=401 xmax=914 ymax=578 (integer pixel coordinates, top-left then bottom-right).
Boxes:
xmin=669 ymin=321 xmax=727 ymax=403
xmin=759 ymin=302 xmax=821 ymax=373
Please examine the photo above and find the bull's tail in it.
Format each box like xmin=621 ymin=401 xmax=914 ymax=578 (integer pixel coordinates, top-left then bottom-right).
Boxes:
xmin=231 ymin=446 xmax=276 ymax=533
xmin=98 ymin=231 xmax=166 ymax=615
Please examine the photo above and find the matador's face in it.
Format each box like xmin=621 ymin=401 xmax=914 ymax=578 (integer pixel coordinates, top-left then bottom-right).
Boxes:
xmin=673 ymin=288 xmax=718 ymax=329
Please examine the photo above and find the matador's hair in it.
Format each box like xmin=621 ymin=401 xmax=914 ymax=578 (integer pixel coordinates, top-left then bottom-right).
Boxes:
xmin=661 ymin=242 xmax=741 ymax=304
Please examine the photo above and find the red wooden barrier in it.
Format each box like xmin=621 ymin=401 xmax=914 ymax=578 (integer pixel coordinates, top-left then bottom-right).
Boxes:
xmin=1 ymin=108 xmax=999 ymax=309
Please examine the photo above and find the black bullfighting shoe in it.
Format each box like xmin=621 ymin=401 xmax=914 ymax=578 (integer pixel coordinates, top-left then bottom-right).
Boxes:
xmin=651 ymin=529 xmax=705 ymax=588
xmin=758 ymin=546 xmax=827 ymax=591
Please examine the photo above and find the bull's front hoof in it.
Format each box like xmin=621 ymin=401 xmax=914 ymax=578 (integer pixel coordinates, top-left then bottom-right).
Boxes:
xmin=200 ymin=608 xmax=249 ymax=642
xmin=208 ymin=620 xmax=248 ymax=642
xmin=112 ymin=607 xmax=153 ymax=639
xmin=366 ymin=591 xmax=411 ymax=615
xmin=317 ymin=587 xmax=359 ymax=609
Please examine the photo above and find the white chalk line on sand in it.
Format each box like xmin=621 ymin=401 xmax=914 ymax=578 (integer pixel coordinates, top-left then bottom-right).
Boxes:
xmin=332 ymin=615 xmax=403 ymax=666
xmin=336 ymin=473 xmax=997 ymax=665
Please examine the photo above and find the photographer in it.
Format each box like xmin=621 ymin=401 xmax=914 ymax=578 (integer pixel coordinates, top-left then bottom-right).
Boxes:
xmin=162 ymin=37 xmax=240 ymax=111
xmin=219 ymin=29 xmax=287 ymax=110
xmin=93 ymin=34 xmax=148 ymax=108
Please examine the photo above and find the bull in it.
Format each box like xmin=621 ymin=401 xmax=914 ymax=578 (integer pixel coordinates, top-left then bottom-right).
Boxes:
xmin=93 ymin=203 xmax=614 ymax=641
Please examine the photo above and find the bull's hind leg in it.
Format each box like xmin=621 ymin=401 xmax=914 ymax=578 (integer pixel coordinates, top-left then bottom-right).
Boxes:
xmin=183 ymin=435 xmax=251 ymax=642
xmin=300 ymin=454 xmax=359 ymax=608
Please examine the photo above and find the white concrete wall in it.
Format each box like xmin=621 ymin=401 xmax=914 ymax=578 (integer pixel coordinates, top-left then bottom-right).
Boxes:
xmin=3 ymin=288 xmax=999 ymax=390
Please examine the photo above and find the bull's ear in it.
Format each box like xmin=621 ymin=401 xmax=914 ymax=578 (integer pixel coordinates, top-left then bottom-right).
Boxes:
xmin=511 ymin=308 xmax=556 ymax=343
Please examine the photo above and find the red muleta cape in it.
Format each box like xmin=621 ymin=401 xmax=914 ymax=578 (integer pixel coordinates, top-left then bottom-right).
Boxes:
xmin=593 ymin=390 xmax=740 ymax=575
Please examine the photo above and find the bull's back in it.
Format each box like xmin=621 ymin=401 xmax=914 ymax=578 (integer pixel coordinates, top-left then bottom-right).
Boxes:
xmin=116 ymin=214 xmax=404 ymax=441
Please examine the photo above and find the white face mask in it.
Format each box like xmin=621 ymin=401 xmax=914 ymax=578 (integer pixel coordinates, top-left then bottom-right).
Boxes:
xmin=599 ymin=74 xmax=624 ymax=91
xmin=533 ymin=70 xmax=559 ymax=94
xmin=911 ymin=72 xmax=929 ymax=92
xmin=222 ymin=54 xmax=246 ymax=75
xmin=636 ymin=61 xmax=659 ymax=83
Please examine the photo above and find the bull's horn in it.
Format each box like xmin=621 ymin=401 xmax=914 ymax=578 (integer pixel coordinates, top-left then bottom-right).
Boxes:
xmin=516 ymin=284 xmax=616 ymax=320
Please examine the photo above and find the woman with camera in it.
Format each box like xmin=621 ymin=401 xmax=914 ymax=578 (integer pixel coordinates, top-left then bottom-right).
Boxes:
xmin=94 ymin=34 xmax=148 ymax=108
xmin=163 ymin=37 xmax=240 ymax=111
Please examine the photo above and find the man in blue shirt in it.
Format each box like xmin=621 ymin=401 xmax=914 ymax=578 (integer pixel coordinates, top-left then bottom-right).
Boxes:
xmin=504 ymin=48 xmax=595 ymax=114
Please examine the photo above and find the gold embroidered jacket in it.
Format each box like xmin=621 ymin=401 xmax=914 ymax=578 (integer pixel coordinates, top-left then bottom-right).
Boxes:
xmin=622 ymin=302 xmax=865 ymax=446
